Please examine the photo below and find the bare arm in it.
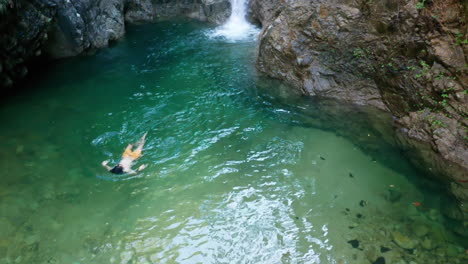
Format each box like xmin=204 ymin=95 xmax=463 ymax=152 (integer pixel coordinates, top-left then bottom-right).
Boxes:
xmin=102 ymin=160 xmax=113 ymax=171
xmin=127 ymin=164 xmax=147 ymax=175
xmin=138 ymin=164 xmax=147 ymax=172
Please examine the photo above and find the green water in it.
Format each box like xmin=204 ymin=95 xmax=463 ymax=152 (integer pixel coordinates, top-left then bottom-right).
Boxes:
xmin=0 ymin=21 xmax=465 ymax=264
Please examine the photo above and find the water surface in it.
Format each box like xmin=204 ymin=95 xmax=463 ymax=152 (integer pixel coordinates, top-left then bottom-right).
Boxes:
xmin=0 ymin=21 xmax=465 ymax=264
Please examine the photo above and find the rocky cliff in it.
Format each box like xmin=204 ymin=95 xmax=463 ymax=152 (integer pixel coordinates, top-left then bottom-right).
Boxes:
xmin=250 ymin=0 xmax=467 ymax=230
xmin=0 ymin=0 xmax=230 ymax=88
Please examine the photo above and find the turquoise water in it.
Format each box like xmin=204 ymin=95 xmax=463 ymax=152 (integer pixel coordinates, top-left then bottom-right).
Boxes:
xmin=0 ymin=21 xmax=465 ymax=264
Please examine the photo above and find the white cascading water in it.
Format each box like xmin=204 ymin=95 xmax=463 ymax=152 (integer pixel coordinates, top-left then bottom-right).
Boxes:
xmin=209 ymin=0 xmax=259 ymax=42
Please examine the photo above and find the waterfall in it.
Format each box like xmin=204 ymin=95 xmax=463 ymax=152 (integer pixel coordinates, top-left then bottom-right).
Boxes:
xmin=209 ymin=0 xmax=259 ymax=42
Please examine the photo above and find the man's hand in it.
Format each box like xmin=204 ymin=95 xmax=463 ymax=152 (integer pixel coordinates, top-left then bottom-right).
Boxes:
xmin=138 ymin=164 xmax=147 ymax=171
xmin=102 ymin=160 xmax=113 ymax=171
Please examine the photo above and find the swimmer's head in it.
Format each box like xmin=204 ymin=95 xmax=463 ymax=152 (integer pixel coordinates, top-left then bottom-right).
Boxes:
xmin=110 ymin=164 xmax=124 ymax=174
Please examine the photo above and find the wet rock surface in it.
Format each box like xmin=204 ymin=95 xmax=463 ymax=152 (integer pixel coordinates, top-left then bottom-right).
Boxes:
xmin=251 ymin=0 xmax=467 ymax=225
xmin=0 ymin=0 xmax=56 ymax=90
xmin=0 ymin=0 xmax=231 ymax=89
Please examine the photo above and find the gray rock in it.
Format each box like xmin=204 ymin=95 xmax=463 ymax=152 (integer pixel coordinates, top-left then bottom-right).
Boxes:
xmin=421 ymin=238 xmax=434 ymax=250
xmin=445 ymin=244 xmax=462 ymax=257
xmin=427 ymin=209 xmax=442 ymax=221
xmin=125 ymin=0 xmax=155 ymax=23
xmin=45 ymin=0 xmax=126 ymax=58
xmin=392 ymin=231 xmax=418 ymax=250
xmin=0 ymin=0 xmax=231 ymax=86
xmin=412 ymin=224 xmax=429 ymax=237
xmin=152 ymin=0 xmax=231 ymax=24
xmin=387 ymin=188 xmax=402 ymax=203
xmin=252 ymin=0 xmax=468 ymax=230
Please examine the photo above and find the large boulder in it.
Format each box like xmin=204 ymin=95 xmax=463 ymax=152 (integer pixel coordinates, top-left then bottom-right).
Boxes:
xmin=44 ymin=0 xmax=231 ymax=58
xmin=0 ymin=0 xmax=56 ymax=89
xmin=0 ymin=0 xmax=232 ymax=87
xmin=153 ymin=0 xmax=231 ymax=24
xmin=251 ymin=0 xmax=467 ymax=222
xmin=45 ymin=0 xmax=126 ymax=58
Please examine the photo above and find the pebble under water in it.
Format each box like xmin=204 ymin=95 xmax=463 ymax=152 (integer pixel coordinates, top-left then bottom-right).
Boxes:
xmin=0 ymin=21 xmax=466 ymax=264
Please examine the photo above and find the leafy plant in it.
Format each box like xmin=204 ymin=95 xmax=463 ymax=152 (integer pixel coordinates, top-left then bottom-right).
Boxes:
xmin=434 ymin=72 xmax=445 ymax=80
xmin=416 ymin=0 xmax=426 ymax=10
xmin=353 ymin=48 xmax=367 ymax=58
xmin=431 ymin=119 xmax=447 ymax=128
xmin=386 ymin=62 xmax=398 ymax=71
xmin=420 ymin=60 xmax=429 ymax=69
xmin=455 ymin=33 xmax=468 ymax=46
xmin=439 ymin=99 xmax=448 ymax=107
xmin=415 ymin=60 xmax=430 ymax=79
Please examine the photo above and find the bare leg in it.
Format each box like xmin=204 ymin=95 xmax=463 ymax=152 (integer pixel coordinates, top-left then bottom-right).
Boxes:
xmin=125 ymin=144 xmax=133 ymax=151
xmin=134 ymin=132 xmax=147 ymax=152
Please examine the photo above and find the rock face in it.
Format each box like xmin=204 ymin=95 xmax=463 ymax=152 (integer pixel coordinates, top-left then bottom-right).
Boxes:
xmin=0 ymin=0 xmax=56 ymax=88
xmin=251 ymin=0 xmax=467 ymax=223
xmin=45 ymin=0 xmax=127 ymax=58
xmin=44 ymin=0 xmax=231 ymax=58
xmin=0 ymin=0 xmax=231 ymax=88
xmin=153 ymin=0 xmax=231 ymax=24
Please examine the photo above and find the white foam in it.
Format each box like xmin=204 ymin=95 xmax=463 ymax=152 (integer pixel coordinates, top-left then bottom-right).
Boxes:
xmin=208 ymin=0 xmax=260 ymax=42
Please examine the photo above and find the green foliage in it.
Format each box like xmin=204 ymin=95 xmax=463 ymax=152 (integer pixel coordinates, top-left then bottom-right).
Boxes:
xmin=455 ymin=33 xmax=468 ymax=46
xmin=386 ymin=62 xmax=398 ymax=71
xmin=353 ymin=48 xmax=369 ymax=58
xmin=353 ymin=48 xmax=366 ymax=58
xmin=439 ymin=99 xmax=448 ymax=107
xmin=419 ymin=60 xmax=429 ymax=68
xmin=416 ymin=0 xmax=426 ymax=10
xmin=434 ymin=72 xmax=445 ymax=80
xmin=438 ymin=87 xmax=454 ymax=108
xmin=431 ymin=119 xmax=447 ymax=128
xmin=415 ymin=60 xmax=430 ymax=79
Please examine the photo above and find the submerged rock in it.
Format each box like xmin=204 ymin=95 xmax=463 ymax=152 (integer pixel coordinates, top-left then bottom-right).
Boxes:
xmin=421 ymin=238 xmax=434 ymax=250
xmin=348 ymin=239 xmax=360 ymax=248
xmin=386 ymin=188 xmax=402 ymax=203
xmin=372 ymin=257 xmax=385 ymax=264
xmin=445 ymin=244 xmax=462 ymax=257
xmin=392 ymin=231 xmax=418 ymax=250
xmin=380 ymin=246 xmax=391 ymax=253
xmin=411 ymin=223 xmax=429 ymax=238
xmin=0 ymin=0 xmax=232 ymax=87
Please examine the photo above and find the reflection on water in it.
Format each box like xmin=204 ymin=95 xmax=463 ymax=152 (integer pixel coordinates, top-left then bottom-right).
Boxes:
xmin=0 ymin=21 xmax=466 ymax=264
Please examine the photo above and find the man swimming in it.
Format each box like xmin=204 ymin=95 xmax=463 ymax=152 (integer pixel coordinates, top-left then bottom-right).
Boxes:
xmin=102 ymin=133 xmax=148 ymax=174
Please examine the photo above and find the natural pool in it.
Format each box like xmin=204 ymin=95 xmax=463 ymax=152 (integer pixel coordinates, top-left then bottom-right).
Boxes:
xmin=0 ymin=21 xmax=466 ymax=264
